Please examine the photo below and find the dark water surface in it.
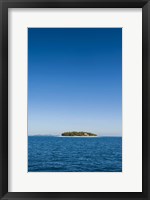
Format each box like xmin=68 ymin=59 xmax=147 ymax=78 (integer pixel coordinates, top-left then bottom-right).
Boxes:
xmin=28 ymin=136 xmax=122 ymax=172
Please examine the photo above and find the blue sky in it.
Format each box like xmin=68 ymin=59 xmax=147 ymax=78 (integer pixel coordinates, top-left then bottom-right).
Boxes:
xmin=28 ymin=28 xmax=122 ymax=136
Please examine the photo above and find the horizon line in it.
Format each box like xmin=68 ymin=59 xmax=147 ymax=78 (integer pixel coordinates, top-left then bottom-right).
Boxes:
xmin=28 ymin=134 xmax=122 ymax=137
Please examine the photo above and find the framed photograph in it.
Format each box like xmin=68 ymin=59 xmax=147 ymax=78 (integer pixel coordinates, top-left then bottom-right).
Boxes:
xmin=0 ymin=0 xmax=150 ymax=199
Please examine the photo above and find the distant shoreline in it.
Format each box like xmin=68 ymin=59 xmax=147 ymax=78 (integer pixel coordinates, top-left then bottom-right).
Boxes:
xmin=60 ymin=136 xmax=98 ymax=138
xmin=28 ymin=135 xmax=122 ymax=138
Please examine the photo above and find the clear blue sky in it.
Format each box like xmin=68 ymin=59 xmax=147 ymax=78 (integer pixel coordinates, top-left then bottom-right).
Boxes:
xmin=28 ymin=28 xmax=122 ymax=136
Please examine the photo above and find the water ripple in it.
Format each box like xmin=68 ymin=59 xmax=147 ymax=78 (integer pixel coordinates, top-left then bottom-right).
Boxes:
xmin=28 ymin=136 xmax=122 ymax=172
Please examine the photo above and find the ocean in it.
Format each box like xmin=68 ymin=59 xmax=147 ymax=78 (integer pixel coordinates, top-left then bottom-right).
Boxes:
xmin=28 ymin=136 xmax=122 ymax=172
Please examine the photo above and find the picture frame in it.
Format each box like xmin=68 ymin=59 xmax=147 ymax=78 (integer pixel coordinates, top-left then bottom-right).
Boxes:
xmin=0 ymin=0 xmax=150 ymax=199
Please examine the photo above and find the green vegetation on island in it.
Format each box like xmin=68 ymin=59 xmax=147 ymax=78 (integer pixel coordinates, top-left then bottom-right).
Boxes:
xmin=62 ymin=131 xmax=97 ymax=137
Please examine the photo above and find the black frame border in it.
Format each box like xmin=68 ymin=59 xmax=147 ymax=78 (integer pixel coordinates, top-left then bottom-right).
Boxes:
xmin=0 ymin=0 xmax=150 ymax=199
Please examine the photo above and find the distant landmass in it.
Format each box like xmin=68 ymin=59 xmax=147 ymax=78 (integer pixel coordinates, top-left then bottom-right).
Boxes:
xmin=62 ymin=131 xmax=97 ymax=137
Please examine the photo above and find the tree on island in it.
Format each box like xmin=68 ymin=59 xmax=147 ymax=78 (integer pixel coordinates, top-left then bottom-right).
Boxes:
xmin=62 ymin=131 xmax=97 ymax=136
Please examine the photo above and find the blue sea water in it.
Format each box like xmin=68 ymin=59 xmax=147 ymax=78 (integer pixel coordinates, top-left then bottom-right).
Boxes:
xmin=28 ymin=136 xmax=122 ymax=172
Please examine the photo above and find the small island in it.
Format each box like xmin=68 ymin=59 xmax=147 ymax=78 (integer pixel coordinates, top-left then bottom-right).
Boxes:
xmin=61 ymin=131 xmax=97 ymax=137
